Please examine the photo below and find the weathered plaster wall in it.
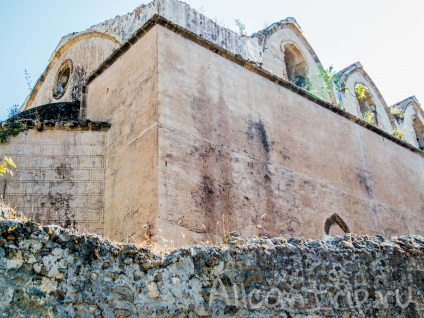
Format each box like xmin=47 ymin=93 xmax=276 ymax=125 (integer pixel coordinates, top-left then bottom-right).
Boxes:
xmin=156 ymin=26 xmax=424 ymax=246
xmin=0 ymin=130 xmax=106 ymax=234
xmin=0 ymin=219 xmax=422 ymax=317
xmin=87 ymin=27 xmax=159 ymax=243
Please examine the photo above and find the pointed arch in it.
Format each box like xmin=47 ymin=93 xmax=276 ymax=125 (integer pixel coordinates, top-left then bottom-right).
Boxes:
xmin=355 ymin=82 xmax=377 ymax=120
xmin=335 ymin=62 xmax=396 ymax=130
xmin=413 ymin=116 xmax=424 ymax=150
xmin=282 ymin=42 xmax=308 ymax=87
xmin=253 ymin=18 xmax=336 ymax=103
xmin=392 ymin=96 xmax=424 ymax=149
xmin=253 ymin=17 xmax=322 ymax=66
xmin=324 ymin=214 xmax=350 ymax=235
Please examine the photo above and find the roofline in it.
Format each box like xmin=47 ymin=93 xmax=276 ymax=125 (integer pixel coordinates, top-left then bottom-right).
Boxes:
xmin=392 ymin=96 xmax=424 ymax=120
xmin=391 ymin=95 xmax=421 ymax=108
xmin=251 ymin=18 xmax=325 ymax=73
xmin=21 ymin=31 xmax=120 ymax=111
xmin=86 ymin=14 xmax=424 ymax=159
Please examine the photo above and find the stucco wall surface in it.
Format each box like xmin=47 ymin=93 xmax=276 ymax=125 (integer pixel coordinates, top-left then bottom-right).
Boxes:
xmin=0 ymin=218 xmax=421 ymax=317
xmin=87 ymin=27 xmax=159 ymax=243
xmin=156 ymin=26 xmax=424 ymax=245
xmin=0 ymin=130 xmax=106 ymax=234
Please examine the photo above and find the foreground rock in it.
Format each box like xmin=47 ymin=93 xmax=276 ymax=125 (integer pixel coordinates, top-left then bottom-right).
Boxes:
xmin=0 ymin=221 xmax=422 ymax=317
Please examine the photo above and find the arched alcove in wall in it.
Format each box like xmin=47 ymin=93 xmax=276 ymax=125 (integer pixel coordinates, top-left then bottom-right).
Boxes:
xmin=324 ymin=214 xmax=350 ymax=236
xmin=335 ymin=63 xmax=396 ymax=131
xmin=283 ymin=43 xmax=308 ymax=88
xmin=391 ymin=97 xmax=424 ymax=148
xmin=254 ymin=19 xmax=336 ymax=103
xmin=413 ymin=116 xmax=424 ymax=150
xmin=355 ymin=83 xmax=378 ymax=124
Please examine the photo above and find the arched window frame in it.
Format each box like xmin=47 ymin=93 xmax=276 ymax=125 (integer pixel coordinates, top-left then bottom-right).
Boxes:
xmin=354 ymin=82 xmax=379 ymax=125
xmin=281 ymin=42 xmax=309 ymax=89
xmin=412 ymin=116 xmax=424 ymax=151
xmin=53 ymin=59 xmax=73 ymax=100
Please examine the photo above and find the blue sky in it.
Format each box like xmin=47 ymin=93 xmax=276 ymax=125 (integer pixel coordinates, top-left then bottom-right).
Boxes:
xmin=1 ymin=0 xmax=423 ymax=120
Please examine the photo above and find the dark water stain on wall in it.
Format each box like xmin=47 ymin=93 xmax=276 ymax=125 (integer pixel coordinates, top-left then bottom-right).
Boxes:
xmin=247 ymin=119 xmax=270 ymax=155
xmin=71 ymin=66 xmax=88 ymax=103
xmin=358 ymin=169 xmax=374 ymax=200
xmin=55 ymin=163 xmax=74 ymax=180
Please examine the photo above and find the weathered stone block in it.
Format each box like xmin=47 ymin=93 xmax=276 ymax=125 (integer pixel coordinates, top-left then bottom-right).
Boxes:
xmin=78 ymin=156 xmax=104 ymax=169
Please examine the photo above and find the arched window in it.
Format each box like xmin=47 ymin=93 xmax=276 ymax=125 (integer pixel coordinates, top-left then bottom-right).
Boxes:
xmin=324 ymin=214 xmax=350 ymax=236
xmin=355 ymin=83 xmax=378 ymax=125
xmin=413 ymin=116 xmax=424 ymax=150
xmin=53 ymin=60 xmax=72 ymax=100
xmin=283 ymin=43 xmax=308 ymax=88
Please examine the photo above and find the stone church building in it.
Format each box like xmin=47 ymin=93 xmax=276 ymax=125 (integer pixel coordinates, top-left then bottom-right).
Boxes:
xmin=1 ymin=0 xmax=423 ymax=246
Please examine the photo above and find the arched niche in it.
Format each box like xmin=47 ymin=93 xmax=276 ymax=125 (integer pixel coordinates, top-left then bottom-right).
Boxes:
xmin=336 ymin=63 xmax=395 ymax=132
xmin=413 ymin=116 xmax=424 ymax=150
xmin=355 ymin=82 xmax=379 ymax=125
xmin=324 ymin=214 xmax=350 ymax=236
xmin=283 ymin=42 xmax=308 ymax=88
xmin=393 ymin=98 xmax=424 ymax=148
xmin=254 ymin=19 xmax=336 ymax=103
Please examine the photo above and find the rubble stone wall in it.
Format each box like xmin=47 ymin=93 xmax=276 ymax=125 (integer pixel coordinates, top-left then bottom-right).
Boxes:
xmin=0 ymin=219 xmax=422 ymax=317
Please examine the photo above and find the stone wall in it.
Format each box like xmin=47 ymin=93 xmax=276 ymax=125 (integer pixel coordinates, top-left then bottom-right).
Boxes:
xmin=12 ymin=0 xmax=424 ymax=247
xmin=155 ymin=25 xmax=424 ymax=245
xmin=0 ymin=218 xmax=422 ymax=317
xmin=86 ymin=26 xmax=159 ymax=243
xmin=0 ymin=129 xmax=107 ymax=234
xmin=83 ymin=22 xmax=424 ymax=246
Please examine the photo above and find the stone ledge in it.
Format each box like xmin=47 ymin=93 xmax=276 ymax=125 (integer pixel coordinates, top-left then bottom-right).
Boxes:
xmin=2 ymin=102 xmax=110 ymax=134
xmin=11 ymin=102 xmax=80 ymax=122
